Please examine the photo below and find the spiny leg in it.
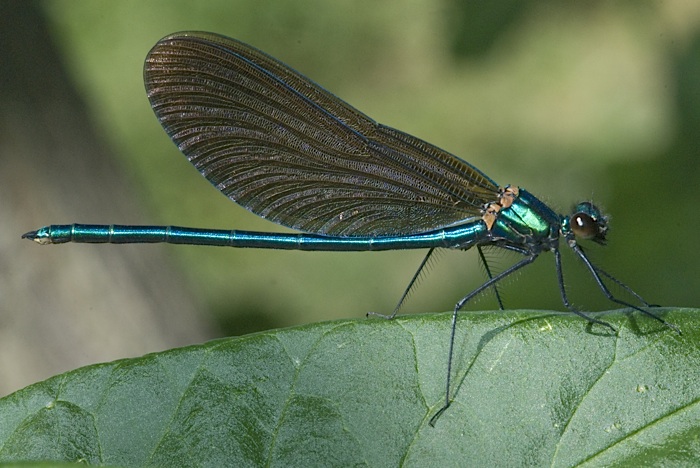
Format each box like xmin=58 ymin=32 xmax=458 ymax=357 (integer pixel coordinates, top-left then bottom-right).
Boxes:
xmin=368 ymin=248 xmax=436 ymax=320
xmin=593 ymin=264 xmax=656 ymax=307
xmin=571 ymin=244 xmax=680 ymax=334
xmin=477 ymin=245 xmax=505 ymax=310
xmin=554 ymin=248 xmax=617 ymax=332
xmin=429 ymin=253 xmax=539 ymax=427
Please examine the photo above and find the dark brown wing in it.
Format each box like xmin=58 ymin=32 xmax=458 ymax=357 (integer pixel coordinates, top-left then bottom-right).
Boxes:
xmin=144 ymin=31 xmax=499 ymax=237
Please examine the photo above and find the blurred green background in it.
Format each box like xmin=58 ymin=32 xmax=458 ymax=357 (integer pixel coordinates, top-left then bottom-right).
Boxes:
xmin=24 ymin=0 xmax=700 ymax=322
xmin=3 ymin=1 xmax=700 ymax=393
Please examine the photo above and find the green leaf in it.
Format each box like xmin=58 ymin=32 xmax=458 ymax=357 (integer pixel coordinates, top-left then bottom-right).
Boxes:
xmin=0 ymin=309 xmax=698 ymax=467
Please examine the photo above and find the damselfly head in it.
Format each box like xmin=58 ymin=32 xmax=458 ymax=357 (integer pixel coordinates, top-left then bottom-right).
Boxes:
xmin=569 ymin=201 xmax=608 ymax=245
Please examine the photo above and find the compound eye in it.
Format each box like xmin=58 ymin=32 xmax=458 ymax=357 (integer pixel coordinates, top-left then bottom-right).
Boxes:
xmin=571 ymin=213 xmax=598 ymax=239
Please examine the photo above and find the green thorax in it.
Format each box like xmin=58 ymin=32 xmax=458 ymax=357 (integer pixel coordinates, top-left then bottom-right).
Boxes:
xmin=490 ymin=188 xmax=562 ymax=249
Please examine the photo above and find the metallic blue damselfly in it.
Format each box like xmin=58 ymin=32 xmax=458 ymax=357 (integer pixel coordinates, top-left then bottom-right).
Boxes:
xmin=23 ymin=32 xmax=678 ymax=426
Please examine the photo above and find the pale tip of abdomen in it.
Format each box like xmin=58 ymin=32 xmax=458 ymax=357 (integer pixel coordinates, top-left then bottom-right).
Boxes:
xmin=22 ymin=227 xmax=52 ymax=244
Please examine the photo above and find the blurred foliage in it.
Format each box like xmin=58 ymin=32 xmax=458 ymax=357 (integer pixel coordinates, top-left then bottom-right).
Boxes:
xmin=38 ymin=0 xmax=700 ymax=335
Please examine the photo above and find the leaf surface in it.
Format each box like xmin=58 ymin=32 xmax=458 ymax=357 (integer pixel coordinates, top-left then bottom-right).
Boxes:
xmin=0 ymin=309 xmax=697 ymax=467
